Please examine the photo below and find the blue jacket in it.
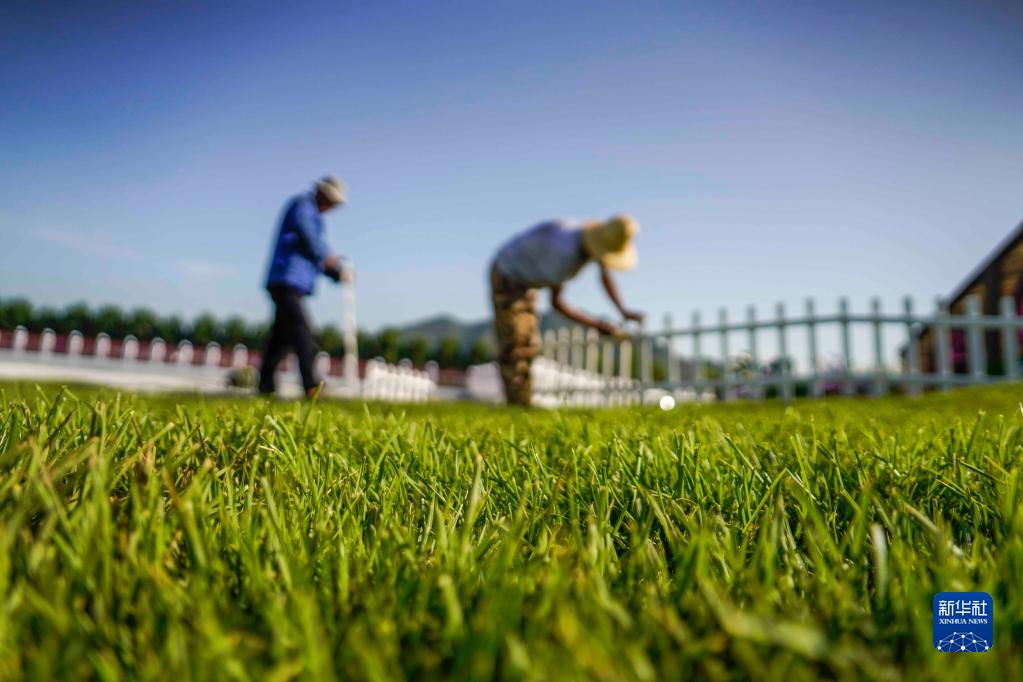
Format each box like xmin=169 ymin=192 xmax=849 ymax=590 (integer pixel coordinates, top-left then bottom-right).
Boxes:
xmin=265 ymin=193 xmax=331 ymax=296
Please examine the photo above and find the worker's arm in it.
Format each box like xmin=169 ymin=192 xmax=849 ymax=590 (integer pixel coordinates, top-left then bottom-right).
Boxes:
xmin=292 ymin=201 xmax=335 ymax=272
xmin=291 ymin=203 xmax=353 ymax=282
xmin=550 ymin=285 xmax=621 ymax=336
xmin=323 ymin=256 xmax=353 ymax=283
xmin=599 ymin=265 xmax=645 ymax=323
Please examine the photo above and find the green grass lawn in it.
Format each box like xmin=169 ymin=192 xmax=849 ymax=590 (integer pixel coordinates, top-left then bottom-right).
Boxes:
xmin=1 ymin=383 xmax=1021 ymax=680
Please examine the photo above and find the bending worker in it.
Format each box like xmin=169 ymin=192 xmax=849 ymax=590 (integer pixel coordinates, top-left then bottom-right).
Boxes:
xmin=260 ymin=175 xmax=351 ymax=397
xmin=489 ymin=215 xmax=645 ymax=406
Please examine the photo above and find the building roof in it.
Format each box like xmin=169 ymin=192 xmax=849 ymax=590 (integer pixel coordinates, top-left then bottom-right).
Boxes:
xmin=945 ymin=219 xmax=1023 ymax=305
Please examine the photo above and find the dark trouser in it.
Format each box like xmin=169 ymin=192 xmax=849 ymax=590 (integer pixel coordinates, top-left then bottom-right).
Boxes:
xmin=490 ymin=263 xmax=540 ymax=406
xmin=259 ymin=285 xmax=319 ymax=394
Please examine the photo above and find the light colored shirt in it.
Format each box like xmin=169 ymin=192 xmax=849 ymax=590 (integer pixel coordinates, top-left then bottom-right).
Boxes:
xmin=493 ymin=220 xmax=589 ymax=288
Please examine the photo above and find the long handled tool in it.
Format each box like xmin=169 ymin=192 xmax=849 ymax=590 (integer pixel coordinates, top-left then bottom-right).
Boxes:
xmin=340 ymin=257 xmax=360 ymax=396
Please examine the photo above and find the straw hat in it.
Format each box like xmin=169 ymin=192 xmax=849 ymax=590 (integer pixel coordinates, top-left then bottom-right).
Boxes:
xmin=581 ymin=215 xmax=639 ymax=271
xmin=315 ymin=176 xmax=347 ymax=205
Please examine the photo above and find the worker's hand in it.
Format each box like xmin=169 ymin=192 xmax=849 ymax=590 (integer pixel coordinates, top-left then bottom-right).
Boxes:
xmin=323 ymin=254 xmax=343 ymax=283
xmin=594 ymin=320 xmax=625 ymax=338
xmin=340 ymin=269 xmax=354 ymax=283
xmin=324 ymin=263 xmax=343 ymax=283
xmin=622 ymin=309 xmax=646 ymax=324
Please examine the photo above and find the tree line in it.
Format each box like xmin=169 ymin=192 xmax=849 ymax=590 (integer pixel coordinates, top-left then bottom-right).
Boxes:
xmin=0 ymin=297 xmax=493 ymax=369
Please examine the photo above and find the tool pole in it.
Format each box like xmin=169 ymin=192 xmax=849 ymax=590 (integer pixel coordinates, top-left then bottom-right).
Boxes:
xmin=341 ymin=257 xmax=360 ymax=395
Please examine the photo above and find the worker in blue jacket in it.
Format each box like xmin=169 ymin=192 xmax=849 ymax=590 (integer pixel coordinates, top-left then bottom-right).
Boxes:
xmin=259 ymin=176 xmax=350 ymax=397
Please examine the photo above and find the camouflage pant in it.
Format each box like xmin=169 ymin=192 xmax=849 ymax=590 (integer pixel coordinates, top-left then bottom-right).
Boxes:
xmin=490 ymin=263 xmax=540 ymax=406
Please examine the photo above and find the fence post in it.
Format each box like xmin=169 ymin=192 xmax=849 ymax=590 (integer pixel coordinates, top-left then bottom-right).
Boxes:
xmin=40 ymin=329 xmax=55 ymax=357
xmin=570 ymin=326 xmax=584 ymax=369
xmin=839 ymin=297 xmax=854 ymax=396
xmin=557 ymin=328 xmax=570 ymax=366
xmin=602 ymin=339 xmax=614 ymax=380
xmin=316 ymin=352 xmax=331 ymax=379
xmin=665 ymin=314 xmax=678 ymax=385
xmin=205 ymin=342 xmax=221 ymax=368
xmin=425 ymin=360 xmax=439 ymax=383
xmin=96 ymin=333 xmax=111 ymax=360
xmin=806 ymin=298 xmax=820 ymax=397
xmin=585 ymin=329 xmax=599 ymax=374
xmin=543 ymin=329 xmax=557 ymax=360
xmin=692 ymin=311 xmax=703 ymax=392
xmin=12 ymin=327 xmax=28 ymax=356
xmin=68 ymin=331 xmax=84 ymax=358
xmin=903 ymin=297 xmax=921 ymax=396
xmin=935 ymin=297 xmax=952 ymax=390
xmin=231 ymin=344 xmax=248 ymax=368
xmin=176 ymin=340 xmax=192 ymax=366
xmin=150 ymin=338 xmax=166 ymax=364
xmin=966 ymin=295 xmax=985 ymax=381
xmin=638 ymin=323 xmax=652 ymax=386
xmin=777 ymin=303 xmax=793 ymax=401
xmin=719 ymin=308 xmax=733 ymax=400
xmin=746 ymin=305 xmax=760 ymax=399
xmin=1001 ymin=295 xmax=1019 ymax=382
xmin=124 ymin=335 xmax=140 ymax=362
xmin=618 ymin=338 xmax=632 ymax=381
xmin=871 ymin=297 xmax=886 ymax=396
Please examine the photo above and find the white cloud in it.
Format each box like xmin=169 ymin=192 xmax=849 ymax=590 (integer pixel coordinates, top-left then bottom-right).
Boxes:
xmin=29 ymin=227 xmax=242 ymax=284
xmin=177 ymin=259 xmax=241 ymax=282
xmin=31 ymin=227 xmax=144 ymax=261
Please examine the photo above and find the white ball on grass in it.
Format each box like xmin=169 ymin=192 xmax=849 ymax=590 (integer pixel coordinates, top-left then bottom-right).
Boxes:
xmin=659 ymin=395 xmax=675 ymax=411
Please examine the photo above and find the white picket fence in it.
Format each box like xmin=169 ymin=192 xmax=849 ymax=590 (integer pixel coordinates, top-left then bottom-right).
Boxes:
xmin=0 ymin=327 xmax=248 ymax=371
xmin=361 ymin=358 xmax=436 ymax=402
xmin=0 ymin=327 xmax=437 ymax=401
xmin=537 ymin=293 xmax=1023 ymax=403
xmin=6 ymin=292 xmax=1020 ymax=406
xmin=464 ymin=358 xmax=633 ymax=406
xmin=466 ymin=357 xmax=713 ymax=407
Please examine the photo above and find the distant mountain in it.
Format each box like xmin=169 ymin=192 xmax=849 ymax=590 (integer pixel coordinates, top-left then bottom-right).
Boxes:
xmin=389 ymin=311 xmax=578 ymax=348
xmin=391 ymin=314 xmax=492 ymax=348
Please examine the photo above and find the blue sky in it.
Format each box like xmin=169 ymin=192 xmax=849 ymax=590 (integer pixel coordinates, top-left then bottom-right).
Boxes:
xmin=2 ymin=0 xmax=1022 ymax=352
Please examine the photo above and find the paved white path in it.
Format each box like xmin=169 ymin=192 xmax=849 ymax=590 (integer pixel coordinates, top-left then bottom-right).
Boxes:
xmin=0 ymin=357 xmax=306 ymax=396
xmin=0 ymin=357 xmax=460 ymax=401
